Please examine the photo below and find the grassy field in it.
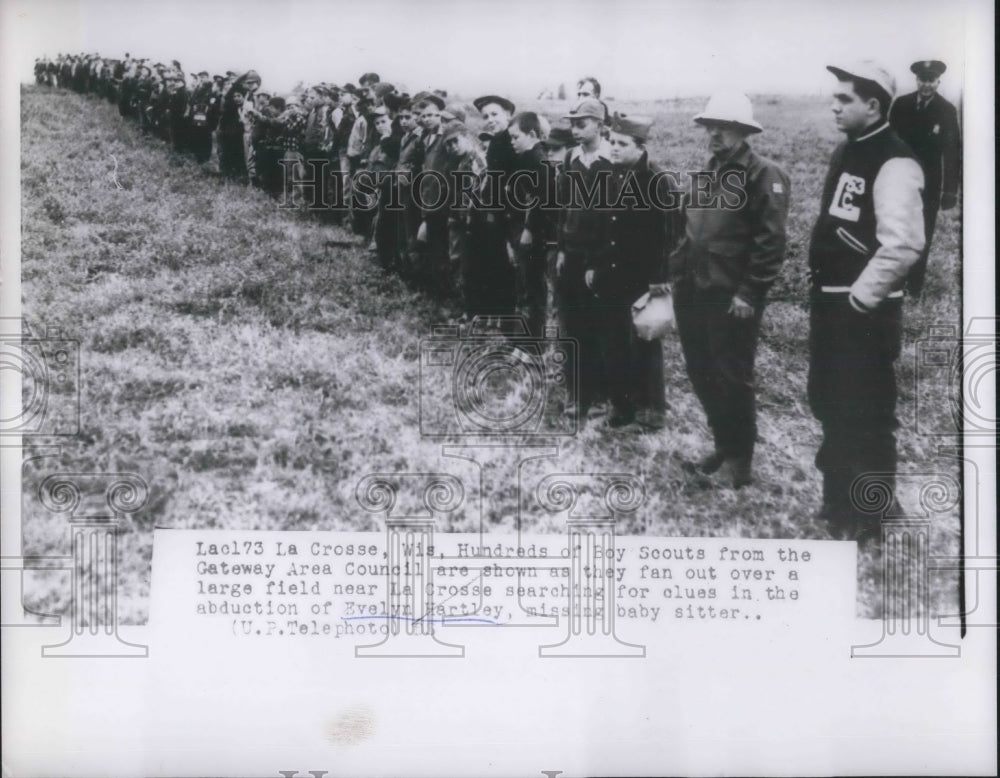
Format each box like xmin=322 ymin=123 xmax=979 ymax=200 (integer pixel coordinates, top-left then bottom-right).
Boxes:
xmin=18 ymin=85 xmax=963 ymax=622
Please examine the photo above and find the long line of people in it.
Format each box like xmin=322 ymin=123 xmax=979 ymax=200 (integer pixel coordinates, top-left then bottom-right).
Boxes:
xmin=35 ymin=53 xmax=619 ymax=335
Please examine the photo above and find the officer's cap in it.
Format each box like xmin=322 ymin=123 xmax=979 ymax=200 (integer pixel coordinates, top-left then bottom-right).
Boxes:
xmin=373 ymin=82 xmax=396 ymax=98
xmin=910 ymin=60 xmax=946 ymax=79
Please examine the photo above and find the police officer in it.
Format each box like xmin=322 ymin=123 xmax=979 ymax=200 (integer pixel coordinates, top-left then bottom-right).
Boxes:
xmin=888 ymin=59 xmax=961 ymax=298
xmin=809 ymin=61 xmax=925 ymax=542
xmin=669 ymin=92 xmax=790 ymax=487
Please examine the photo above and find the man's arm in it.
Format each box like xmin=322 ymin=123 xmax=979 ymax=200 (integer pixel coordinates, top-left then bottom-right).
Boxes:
xmin=850 ymin=157 xmax=925 ymax=309
xmin=735 ymin=163 xmax=790 ymax=305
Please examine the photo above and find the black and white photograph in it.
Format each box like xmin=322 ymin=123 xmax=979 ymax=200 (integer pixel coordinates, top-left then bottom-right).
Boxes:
xmin=1 ymin=0 xmax=995 ymax=775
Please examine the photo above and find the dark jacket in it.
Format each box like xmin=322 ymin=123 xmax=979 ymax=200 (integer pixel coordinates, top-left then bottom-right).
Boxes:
xmin=508 ymin=143 xmax=551 ymax=240
xmin=589 ymin=153 xmax=678 ymax=303
xmin=668 ymin=142 xmax=790 ymax=304
xmin=418 ymin=131 xmax=451 ymax=219
xmin=556 ymin=144 xmax=614 ymax=258
xmin=888 ymin=91 xmax=961 ymax=198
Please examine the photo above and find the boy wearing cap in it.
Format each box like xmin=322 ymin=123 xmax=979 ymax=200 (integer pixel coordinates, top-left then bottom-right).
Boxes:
xmin=669 ymin=92 xmax=790 ymax=487
xmin=591 ymin=113 xmax=678 ymax=429
xmin=809 ymin=61 xmax=926 ymax=542
xmin=414 ymin=93 xmax=453 ymax=297
xmin=472 ymin=95 xmax=519 ymax=324
xmin=507 ymin=112 xmax=553 ymax=336
xmin=555 ymin=98 xmax=614 ymax=419
xmin=888 ymin=60 xmax=961 ymax=298
xmin=395 ymin=98 xmax=425 ymax=277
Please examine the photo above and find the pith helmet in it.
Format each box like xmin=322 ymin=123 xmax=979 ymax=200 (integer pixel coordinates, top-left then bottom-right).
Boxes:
xmin=693 ymin=91 xmax=763 ymax=134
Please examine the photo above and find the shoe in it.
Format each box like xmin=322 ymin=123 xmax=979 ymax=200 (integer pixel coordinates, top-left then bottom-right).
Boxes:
xmin=607 ymin=407 xmax=635 ymax=428
xmin=587 ymin=401 xmax=609 ymax=419
xmin=717 ymin=456 xmax=753 ymax=489
xmin=636 ymin=409 xmax=666 ymax=430
xmin=683 ymin=450 xmax=725 ymax=475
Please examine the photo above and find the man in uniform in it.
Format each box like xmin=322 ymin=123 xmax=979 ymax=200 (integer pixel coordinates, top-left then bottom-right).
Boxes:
xmin=888 ymin=59 xmax=961 ymax=298
xmin=668 ymin=92 xmax=790 ymax=487
xmin=809 ymin=61 xmax=925 ymax=542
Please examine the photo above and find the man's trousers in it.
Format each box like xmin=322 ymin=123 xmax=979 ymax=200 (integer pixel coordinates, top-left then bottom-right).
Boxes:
xmin=808 ymin=291 xmax=902 ymax=519
xmin=674 ymin=283 xmax=762 ymax=460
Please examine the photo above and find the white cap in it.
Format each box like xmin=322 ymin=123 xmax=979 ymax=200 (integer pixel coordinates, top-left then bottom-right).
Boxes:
xmin=826 ymin=60 xmax=896 ymax=101
xmin=693 ymin=91 xmax=763 ymax=134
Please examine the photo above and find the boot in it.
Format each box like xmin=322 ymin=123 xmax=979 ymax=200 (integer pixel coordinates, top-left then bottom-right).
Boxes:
xmin=718 ymin=455 xmax=753 ymax=489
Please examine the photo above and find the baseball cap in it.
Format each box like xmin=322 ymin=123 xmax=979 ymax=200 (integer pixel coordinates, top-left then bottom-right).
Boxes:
xmin=826 ymin=60 xmax=896 ymax=101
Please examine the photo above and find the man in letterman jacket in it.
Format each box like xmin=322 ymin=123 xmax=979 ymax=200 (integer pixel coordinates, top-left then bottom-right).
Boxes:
xmin=808 ymin=61 xmax=925 ymax=543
